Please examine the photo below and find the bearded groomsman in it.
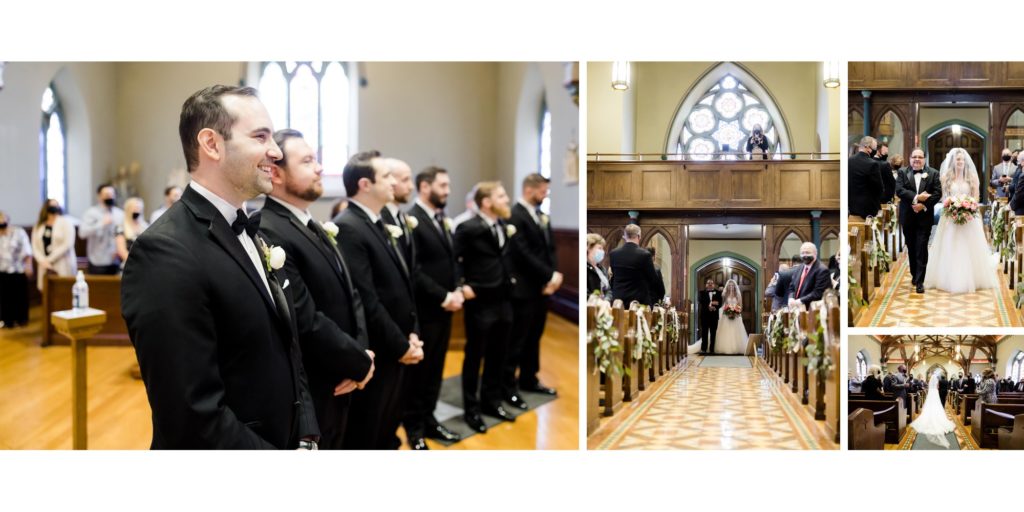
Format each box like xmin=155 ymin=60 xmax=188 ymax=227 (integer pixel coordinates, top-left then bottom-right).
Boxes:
xmin=334 ymin=150 xmax=424 ymax=449
xmin=505 ymin=173 xmax=561 ymax=410
xmin=401 ymin=166 xmax=464 ymax=449
xmin=259 ymin=129 xmax=376 ymax=449
xmin=122 ymin=85 xmax=318 ymax=449
xmin=381 ymin=158 xmax=416 ymax=267
xmin=456 ymin=181 xmax=517 ymax=433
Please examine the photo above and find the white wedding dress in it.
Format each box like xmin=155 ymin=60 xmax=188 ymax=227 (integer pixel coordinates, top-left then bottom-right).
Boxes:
xmin=909 ymin=373 xmax=956 ymax=448
xmin=923 ymin=148 xmax=998 ymax=293
xmin=714 ymin=281 xmax=747 ymax=355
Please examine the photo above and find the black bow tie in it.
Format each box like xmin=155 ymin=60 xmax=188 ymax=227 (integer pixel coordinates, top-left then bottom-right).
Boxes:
xmin=913 ymin=169 xmax=925 ymax=174
xmin=231 ymin=208 xmax=260 ymax=237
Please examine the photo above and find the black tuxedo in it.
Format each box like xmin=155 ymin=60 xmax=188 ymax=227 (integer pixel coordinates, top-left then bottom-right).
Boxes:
xmin=258 ymin=197 xmax=373 ymax=449
xmin=878 ymin=158 xmax=896 ymax=203
xmin=121 ymin=185 xmax=317 ymax=449
xmin=962 ymin=378 xmax=976 ymax=394
xmin=697 ymin=288 xmax=723 ymax=353
xmin=609 ymin=241 xmax=661 ymax=306
xmin=380 ymin=206 xmax=415 ymax=273
xmin=788 ymin=260 xmax=831 ymax=307
xmin=938 ymin=376 xmax=949 ymax=405
xmin=774 ymin=266 xmax=795 ymax=304
xmin=455 ymin=214 xmax=514 ymax=414
xmin=896 ymin=166 xmax=941 ymax=287
xmin=507 ymin=202 xmax=557 ymax=394
xmin=402 ymin=202 xmax=459 ymax=439
xmin=333 ymin=202 xmax=419 ymax=449
xmin=848 ymin=151 xmax=884 ymax=218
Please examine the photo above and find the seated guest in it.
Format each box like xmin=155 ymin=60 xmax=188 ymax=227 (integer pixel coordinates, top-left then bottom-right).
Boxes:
xmin=862 ymin=365 xmax=884 ymax=400
xmin=0 ymin=210 xmax=33 ymax=329
xmin=586 ymin=233 xmax=610 ymax=298
xmin=30 ymin=198 xmax=77 ymax=291
xmin=116 ymin=197 xmax=150 ymax=268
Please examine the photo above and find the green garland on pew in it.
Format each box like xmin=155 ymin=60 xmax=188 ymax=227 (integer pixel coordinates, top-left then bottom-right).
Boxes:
xmin=665 ymin=309 xmax=679 ymax=344
xmin=992 ymin=201 xmax=1007 ymax=256
xmin=1015 ymin=277 xmax=1024 ymax=310
xmin=590 ymin=296 xmax=624 ymax=376
xmin=634 ymin=305 xmax=658 ymax=367
xmin=847 ymin=263 xmax=866 ymax=309
xmin=869 ymin=217 xmax=891 ymax=272
xmin=803 ymin=324 xmax=832 ymax=378
xmin=651 ymin=306 xmax=665 ymax=346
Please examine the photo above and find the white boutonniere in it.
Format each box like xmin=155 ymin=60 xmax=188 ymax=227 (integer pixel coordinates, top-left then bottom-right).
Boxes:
xmin=444 ymin=217 xmax=453 ymax=232
xmin=405 ymin=216 xmax=419 ymax=230
xmin=321 ymin=221 xmax=339 ymax=246
xmin=256 ymin=237 xmax=286 ymax=273
xmin=505 ymin=224 xmax=517 ymax=238
xmin=539 ymin=213 xmax=550 ymax=228
xmin=385 ymin=224 xmax=404 ymax=240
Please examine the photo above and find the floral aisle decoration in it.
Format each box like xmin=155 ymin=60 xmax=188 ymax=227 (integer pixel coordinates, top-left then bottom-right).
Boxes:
xmin=869 ymin=216 xmax=891 ymax=272
xmin=634 ymin=305 xmax=658 ymax=367
xmin=590 ymin=293 xmax=623 ymax=376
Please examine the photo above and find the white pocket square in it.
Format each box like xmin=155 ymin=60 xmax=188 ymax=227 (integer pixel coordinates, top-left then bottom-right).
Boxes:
xmin=282 ymin=279 xmax=290 ymax=290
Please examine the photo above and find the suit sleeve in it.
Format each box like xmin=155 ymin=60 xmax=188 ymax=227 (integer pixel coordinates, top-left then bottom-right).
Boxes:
xmin=926 ymin=172 xmax=942 ymax=208
xmin=509 ymin=214 xmax=555 ymax=286
xmin=336 ymin=224 xmax=410 ymax=362
xmin=411 ymin=217 xmax=453 ymax=305
xmin=798 ymin=267 xmax=830 ymax=306
xmin=895 ymin=171 xmax=916 ymax=203
xmin=121 ymin=233 xmax=275 ymax=449
xmin=453 ymin=222 xmax=477 ymax=289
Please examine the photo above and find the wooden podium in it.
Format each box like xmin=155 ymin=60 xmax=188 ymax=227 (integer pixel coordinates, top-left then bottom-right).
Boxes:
xmin=50 ymin=308 xmax=107 ymax=450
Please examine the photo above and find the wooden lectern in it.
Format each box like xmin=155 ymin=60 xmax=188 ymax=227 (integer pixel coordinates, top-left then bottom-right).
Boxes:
xmin=50 ymin=308 xmax=107 ymax=450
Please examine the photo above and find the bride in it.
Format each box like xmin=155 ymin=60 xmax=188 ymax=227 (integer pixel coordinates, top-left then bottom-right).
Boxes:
xmin=909 ymin=370 xmax=956 ymax=448
xmin=714 ymin=279 xmax=747 ymax=355
xmin=923 ymin=147 xmax=999 ymax=293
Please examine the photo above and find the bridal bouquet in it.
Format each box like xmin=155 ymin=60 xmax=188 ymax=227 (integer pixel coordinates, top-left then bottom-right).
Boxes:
xmin=942 ymin=195 xmax=979 ymax=225
xmin=722 ymin=303 xmax=742 ymax=319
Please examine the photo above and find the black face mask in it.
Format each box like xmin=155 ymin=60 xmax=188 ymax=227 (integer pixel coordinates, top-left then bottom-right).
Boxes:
xmin=47 ymin=206 xmax=61 ymax=215
xmin=868 ymin=147 xmax=877 ymax=157
xmin=1003 ymin=155 xmax=1012 ymax=162
xmin=132 ymin=212 xmax=141 ymax=220
xmin=0 ymin=223 xmax=7 ymax=230
xmin=801 ymin=254 xmax=815 ymax=265
xmin=103 ymin=198 xmax=116 ymax=207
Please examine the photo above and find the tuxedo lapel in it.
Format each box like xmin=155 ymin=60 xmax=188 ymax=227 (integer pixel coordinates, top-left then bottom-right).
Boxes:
xmin=352 ymin=205 xmax=411 ymax=282
xmin=413 ymin=203 xmax=452 ymax=255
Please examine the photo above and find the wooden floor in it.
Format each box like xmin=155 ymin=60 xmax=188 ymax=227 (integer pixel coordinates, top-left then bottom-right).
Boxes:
xmin=0 ymin=306 xmax=578 ymax=450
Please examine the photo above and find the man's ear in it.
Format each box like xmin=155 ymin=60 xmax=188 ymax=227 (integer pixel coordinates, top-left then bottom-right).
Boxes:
xmin=269 ymin=164 xmax=286 ymax=186
xmin=197 ymin=128 xmax=222 ymax=164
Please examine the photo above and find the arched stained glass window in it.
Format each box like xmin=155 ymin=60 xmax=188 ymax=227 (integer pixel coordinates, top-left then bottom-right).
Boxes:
xmin=675 ymin=74 xmax=783 ymax=160
xmin=40 ymin=84 xmax=67 ymax=207
xmin=856 ymin=351 xmax=868 ymax=379
xmin=1011 ymin=351 xmax=1024 ymax=383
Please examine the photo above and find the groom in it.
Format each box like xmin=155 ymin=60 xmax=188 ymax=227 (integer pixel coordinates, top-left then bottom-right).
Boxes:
xmin=895 ymin=148 xmax=941 ymax=294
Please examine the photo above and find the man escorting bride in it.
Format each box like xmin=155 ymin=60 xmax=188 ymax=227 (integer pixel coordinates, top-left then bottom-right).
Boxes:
xmin=922 ymin=147 xmax=998 ymax=293
xmin=713 ymin=279 xmax=747 ymax=355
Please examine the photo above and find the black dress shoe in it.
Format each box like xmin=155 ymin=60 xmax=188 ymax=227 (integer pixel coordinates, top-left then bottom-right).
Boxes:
xmin=522 ymin=383 xmax=557 ymax=396
xmin=482 ymin=404 xmax=516 ymax=422
xmin=916 ymin=284 xmax=924 ymax=294
xmin=506 ymin=393 xmax=530 ymax=410
xmin=465 ymin=413 xmax=487 ymax=433
xmin=425 ymin=423 xmax=461 ymax=442
xmin=410 ymin=437 xmax=429 ymax=450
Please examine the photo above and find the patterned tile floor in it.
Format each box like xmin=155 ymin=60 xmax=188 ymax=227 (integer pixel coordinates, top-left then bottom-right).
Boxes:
xmin=856 ymin=253 xmax=1022 ymax=327
xmin=589 ymin=356 xmax=836 ymax=450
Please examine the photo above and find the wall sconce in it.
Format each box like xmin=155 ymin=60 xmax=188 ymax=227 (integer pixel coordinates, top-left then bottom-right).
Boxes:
xmin=952 ymin=124 xmax=962 ymax=136
xmin=564 ymin=62 xmax=579 ymax=106
xmin=823 ymin=61 xmax=840 ymax=89
xmin=612 ymin=61 xmax=630 ymax=91
xmin=0 ymin=62 xmax=5 ymax=91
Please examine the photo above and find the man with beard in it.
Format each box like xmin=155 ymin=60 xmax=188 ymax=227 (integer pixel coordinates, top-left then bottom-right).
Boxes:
xmin=401 ymin=166 xmax=464 ymax=449
xmin=334 ymin=150 xmax=424 ymax=449
xmin=896 ymin=148 xmax=941 ymax=294
xmin=505 ymin=173 xmax=561 ymax=410
xmin=259 ymin=129 xmax=376 ymax=449
xmin=455 ymin=181 xmax=517 ymax=432
xmin=382 ymin=158 xmax=416 ymax=267
xmin=121 ymin=85 xmax=318 ymax=448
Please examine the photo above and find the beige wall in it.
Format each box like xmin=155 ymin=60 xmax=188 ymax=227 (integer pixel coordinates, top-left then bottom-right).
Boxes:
xmin=687 ymin=239 xmax=762 ymax=270
xmin=918 ymin=107 xmax=989 ymax=139
xmin=587 ymin=61 xmax=624 ymax=156
xmin=848 ymin=336 xmax=879 ymax=375
xmin=997 ymin=336 xmax=1024 ymax=377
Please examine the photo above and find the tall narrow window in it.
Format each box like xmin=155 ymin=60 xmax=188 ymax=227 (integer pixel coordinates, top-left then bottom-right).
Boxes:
xmin=1011 ymin=351 xmax=1024 ymax=383
xmin=40 ymin=85 xmax=67 ymax=207
xmin=856 ymin=351 xmax=867 ymax=379
xmin=538 ymin=100 xmax=552 ymax=215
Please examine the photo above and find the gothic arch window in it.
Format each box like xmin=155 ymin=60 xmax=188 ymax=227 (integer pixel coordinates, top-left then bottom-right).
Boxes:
xmin=668 ymin=64 xmax=791 ymax=160
xmin=538 ymin=98 xmax=552 ymax=214
xmin=256 ymin=61 xmax=358 ymax=192
xmin=856 ymin=351 xmax=868 ymax=379
xmin=1005 ymin=109 xmax=1024 ymax=152
xmin=1011 ymin=350 xmax=1024 ymax=383
xmin=40 ymin=84 xmax=67 ymax=207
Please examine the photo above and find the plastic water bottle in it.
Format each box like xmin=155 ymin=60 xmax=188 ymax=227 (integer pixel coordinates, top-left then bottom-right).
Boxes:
xmin=72 ymin=270 xmax=89 ymax=310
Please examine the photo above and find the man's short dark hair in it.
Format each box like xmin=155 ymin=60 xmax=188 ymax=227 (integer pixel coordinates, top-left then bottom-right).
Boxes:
xmin=164 ymin=185 xmax=180 ymax=197
xmin=878 ymin=142 xmax=888 ymax=150
xmin=179 ymin=85 xmax=259 ymax=173
xmin=522 ymin=173 xmax=550 ymax=190
xmin=343 ymin=150 xmax=382 ymax=197
xmin=416 ymin=166 xmax=448 ymax=191
xmin=96 ymin=183 xmax=113 ymax=195
xmin=272 ymin=129 xmax=305 ymax=168
xmin=790 ymin=254 xmax=801 ymax=265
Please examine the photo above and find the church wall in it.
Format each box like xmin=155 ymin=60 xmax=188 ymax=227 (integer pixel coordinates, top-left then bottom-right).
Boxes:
xmin=586 ymin=61 xmax=624 ymax=156
xmin=687 ymin=239 xmax=761 ymax=271
xmin=848 ymin=336 xmax=879 ymax=374
xmin=918 ymin=106 xmax=989 ymax=142
xmin=816 ymin=64 xmax=841 ymax=154
xmin=911 ymin=356 xmax=960 ymax=379
xmin=997 ymin=337 xmax=1024 ymax=377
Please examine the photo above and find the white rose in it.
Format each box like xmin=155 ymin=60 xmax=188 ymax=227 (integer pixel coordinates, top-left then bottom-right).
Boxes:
xmin=322 ymin=221 xmax=339 ymax=237
xmin=269 ymin=246 xmax=286 ymax=270
xmin=505 ymin=224 xmax=517 ymax=237
xmin=444 ymin=218 xmax=453 ymax=231
xmin=406 ymin=216 xmax=418 ymax=230
xmin=386 ymin=224 xmax=404 ymax=239
xmin=540 ymin=213 xmax=550 ymax=227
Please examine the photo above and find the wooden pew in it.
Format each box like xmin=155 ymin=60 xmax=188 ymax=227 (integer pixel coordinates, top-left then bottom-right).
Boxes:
xmin=601 ymin=308 xmax=626 ymax=416
xmin=997 ymin=412 xmax=1024 ymax=450
xmin=849 ymin=408 xmax=885 ymax=450
xmin=960 ymin=394 xmax=1024 ymax=423
xmin=586 ymin=306 xmax=600 ymax=436
xmin=849 ymin=398 xmax=907 ymax=444
xmin=43 ymin=274 xmax=129 ymax=346
xmin=621 ymin=309 xmax=640 ymax=400
xmin=970 ymin=402 xmax=1024 ymax=448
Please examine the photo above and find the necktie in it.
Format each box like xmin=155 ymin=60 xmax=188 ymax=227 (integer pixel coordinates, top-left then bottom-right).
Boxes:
xmin=491 ymin=222 xmax=502 ymax=248
xmin=796 ymin=265 xmax=811 ymax=297
xmin=231 ymin=209 xmax=260 ymax=236
xmin=536 ymin=207 xmax=551 ymax=245
xmin=376 ymin=219 xmax=409 ymax=274
xmin=434 ymin=211 xmax=452 ymax=247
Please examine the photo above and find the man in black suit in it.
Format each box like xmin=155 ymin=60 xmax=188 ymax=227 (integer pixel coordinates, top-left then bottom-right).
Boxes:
xmin=506 ymin=173 xmax=562 ymax=410
xmin=121 ymin=85 xmax=318 ymax=449
xmin=259 ymin=129 xmax=376 ymax=449
xmin=773 ymin=255 xmax=800 ymax=310
xmin=381 ymin=158 xmax=416 ymax=269
xmin=896 ymin=148 xmax=942 ymax=294
xmin=697 ymin=279 xmax=722 ymax=354
xmin=962 ymin=374 xmax=977 ymax=394
xmin=876 ymin=142 xmax=896 ymax=204
xmin=848 ymin=136 xmax=884 ymax=219
xmin=646 ymin=246 xmax=666 ymax=302
xmin=401 ymin=166 xmax=464 ymax=449
xmin=334 ymin=150 xmax=425 ymax=449
xmin=1015 ymin=379 xmax=1024 ymax=392
xmin=938 ymin=374 xmax=949 ymax=406
xmin=455 ymin=181 xmax=518 ymax=432
xmin=609 ymin=223 xmax=661 ymax=306
xmin=788 ymin=242 xmax=831 ymax=308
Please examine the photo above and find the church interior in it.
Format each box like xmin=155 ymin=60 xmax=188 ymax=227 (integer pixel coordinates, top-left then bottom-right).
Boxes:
xmin=585 ymin=61 xmax=840 ymax=449
xmin=848 ymin=334 xmax=1024 ymax=450
xmin=0 ymin=61 xmax=579 ymax=450
xmin=848 ymin=61 xmax=1024 ymax=327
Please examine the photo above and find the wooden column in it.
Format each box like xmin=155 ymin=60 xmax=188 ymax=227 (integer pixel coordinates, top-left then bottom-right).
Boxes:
xmin=50 ymin=308 xmax=107 ymax=450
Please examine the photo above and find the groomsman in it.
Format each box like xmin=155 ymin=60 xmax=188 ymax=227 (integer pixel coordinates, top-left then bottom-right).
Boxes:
xmin=334 ymin=150 xmax=424 ymax=449
xmin=381 ymin=158 xmax=416 ymax=267
xmin=402 ymin=166 xmax=464 ymax=449
xmin=456 ymin=181 xmax=517 ymax=432
xmin=788 ymin=242 xmax=831 ymax=308
xmin=896 ymin=148 xmax=941 ymax=294
xmin=260 ymin=129 xmax=376 ymax=449
xmin=848 ymin=136 xmax=884 ymax=219
xmin=506 ymin=173 xmax=561 ymax=408
xmin=122 ymin=85 xmax=318 ymax=449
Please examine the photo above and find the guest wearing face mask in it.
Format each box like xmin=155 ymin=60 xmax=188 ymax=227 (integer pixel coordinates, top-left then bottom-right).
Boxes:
xmin=745 ymin=124 xmax=770 ymax=160
xmin=0 ymin=210 xmax=33 ymax=329
xmin=586 ymin=233 xmax=610 ymax=298
xmin=848 ymin=136 xmax=884 ymax=220
xmin=875 ymin=143 xmax=895 ymax=203
xmin=115 ymin=197 xmax=149 ymax=268
xmin=30 ymin=199 xmax=77 ymax=291
xmin=991 ymin=148 xmax=1015 ymax=198
xmin=787 ymin=242 xmax=831 ymax=308
xmin=79 ymin=183 xmax=124 ymax=274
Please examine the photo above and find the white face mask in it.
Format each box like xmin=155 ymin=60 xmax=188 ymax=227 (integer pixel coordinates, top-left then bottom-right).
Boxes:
xmin=594 ymin=249 xmax=605 ymax=263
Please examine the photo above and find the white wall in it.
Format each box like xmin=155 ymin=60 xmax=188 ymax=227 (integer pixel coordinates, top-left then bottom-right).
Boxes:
xmin=997 ymin=336 xmax=1024 ymax=378
xmin=848 ymin=336 xmax=880 ymax=375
